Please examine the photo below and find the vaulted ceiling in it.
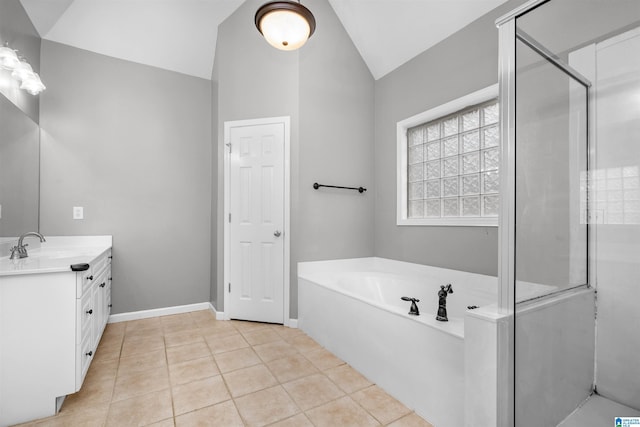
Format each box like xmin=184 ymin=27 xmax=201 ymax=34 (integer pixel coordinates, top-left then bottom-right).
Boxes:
xmin=20 ymin=0 xmax=507 ymax=80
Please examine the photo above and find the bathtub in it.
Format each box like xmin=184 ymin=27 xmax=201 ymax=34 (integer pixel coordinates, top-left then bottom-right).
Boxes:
xmin=298 ymin=257 xmax=497 ymax=427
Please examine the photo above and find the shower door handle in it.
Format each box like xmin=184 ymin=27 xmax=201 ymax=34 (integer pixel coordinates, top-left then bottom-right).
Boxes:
xmin=274 ymin=230 xmax=282 ymax=237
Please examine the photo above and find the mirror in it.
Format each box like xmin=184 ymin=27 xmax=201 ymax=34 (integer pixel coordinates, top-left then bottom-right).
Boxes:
xmin=0 ymin=93 xmax=40 ymax=238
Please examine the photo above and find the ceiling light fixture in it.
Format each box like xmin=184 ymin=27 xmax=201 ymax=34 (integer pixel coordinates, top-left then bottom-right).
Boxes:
xmin=255 ymin=1 xmax=316 ymax=51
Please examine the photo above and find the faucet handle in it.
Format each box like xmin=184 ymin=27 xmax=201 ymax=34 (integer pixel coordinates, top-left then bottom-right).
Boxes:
xmin=9 ymin=245 xmax=22 ymax=260
xmin=401 ymin=296 xmax=420 ymax=316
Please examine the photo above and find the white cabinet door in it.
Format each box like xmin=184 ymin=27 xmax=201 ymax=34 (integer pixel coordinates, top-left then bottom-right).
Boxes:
xmin=92 ymin=273 xmax=105 ymax=349
xmin=0 ymin=273 xmax=76 ymax=426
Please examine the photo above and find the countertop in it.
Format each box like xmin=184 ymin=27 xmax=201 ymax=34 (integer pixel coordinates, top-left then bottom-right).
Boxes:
xmin=0 ymin=236 xmax=112 ymax=276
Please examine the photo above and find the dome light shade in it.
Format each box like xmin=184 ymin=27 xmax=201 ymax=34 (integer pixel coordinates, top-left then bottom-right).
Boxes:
xmin=0 ymin=43 xmax=20 ymax=70
xmin=255 ymin=1 xmax=316 ymax=51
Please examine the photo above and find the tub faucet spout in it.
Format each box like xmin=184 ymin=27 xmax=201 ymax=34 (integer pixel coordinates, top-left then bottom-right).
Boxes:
xmin=436 ymin=284 xmax=453 ymax=322
xmin=401 ymin=296 xmax=420 ymax=316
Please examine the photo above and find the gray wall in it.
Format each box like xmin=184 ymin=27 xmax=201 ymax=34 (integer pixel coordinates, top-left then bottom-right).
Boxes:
xmin=212 ymin=0 xmax=375 ymax=317
xmin=0 ymin=0 xmax=41 ymax=123
xmin=0 ymin=0 xmax=41 ymax=244
xmin=0 ymin=94 xmax=39 ymax=238
xmin=39 ymin=41 xmax=212 ymax=314
xmin=297 ymin=0 xmax=375 ymax=301
xmin=373 ymin=0 xmax=527 ymax=276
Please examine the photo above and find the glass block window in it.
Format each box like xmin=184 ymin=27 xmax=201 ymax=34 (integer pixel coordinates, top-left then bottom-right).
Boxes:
xmin=407 ymin=100 xmax=499 ymax=220
xmin=397 ymin=85 xmax=499 ymax=226
xmin=590 ymin=166 xmax=640 ymax=225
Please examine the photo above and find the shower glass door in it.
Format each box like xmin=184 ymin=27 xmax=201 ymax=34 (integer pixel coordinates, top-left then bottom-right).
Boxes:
xmin=514 ymin=33 xmax=589 ymax=302
xmin=513 ymin=16 xmax=593 ymax=427
xmin=501 ymin=1 xmax=640 ymax=425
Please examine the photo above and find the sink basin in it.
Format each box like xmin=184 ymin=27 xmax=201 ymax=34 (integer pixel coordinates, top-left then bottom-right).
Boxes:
xmin=27 ymin=250 xmax=97 ymax=260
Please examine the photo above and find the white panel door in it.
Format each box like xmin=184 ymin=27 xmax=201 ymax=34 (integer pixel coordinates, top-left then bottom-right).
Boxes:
xmin=228 ymin=122 xmax=285 ymax=323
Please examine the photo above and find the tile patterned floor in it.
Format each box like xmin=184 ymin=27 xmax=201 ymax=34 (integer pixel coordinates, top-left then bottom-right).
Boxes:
xmin=17 ymin=310 xmax=434 ymax=427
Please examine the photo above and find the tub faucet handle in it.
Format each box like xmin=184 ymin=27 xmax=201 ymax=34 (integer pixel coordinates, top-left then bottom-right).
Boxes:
xmin=401 ymin=296 xmax=420 ymax=316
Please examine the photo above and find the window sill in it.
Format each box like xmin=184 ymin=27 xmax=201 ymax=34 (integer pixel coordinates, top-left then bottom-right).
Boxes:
xmin=397 ymin=217 xmax=498 ymax=227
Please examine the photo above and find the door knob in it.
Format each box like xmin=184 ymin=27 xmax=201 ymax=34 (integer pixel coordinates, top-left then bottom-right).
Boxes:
xmin=274 ymin=230 xmax=282 ymax=237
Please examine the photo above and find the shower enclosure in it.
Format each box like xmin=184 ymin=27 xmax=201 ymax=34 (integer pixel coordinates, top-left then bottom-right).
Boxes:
xmin=497 ymin=0 xmax=640 ymax=425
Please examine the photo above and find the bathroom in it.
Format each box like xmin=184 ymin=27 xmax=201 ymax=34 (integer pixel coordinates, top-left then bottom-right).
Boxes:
xmin=0 ymin=0 xmax=639 ymax=426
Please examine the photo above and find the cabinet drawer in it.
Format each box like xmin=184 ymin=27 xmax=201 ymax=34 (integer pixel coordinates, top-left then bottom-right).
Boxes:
xmin=92 ymin=250 xmax=111 ymax=278
xmin=78 ymin=289 xmax=94 ymax=342
xmin=79 ymin=334 xmax=94 ymax=387
xmin=106 ymin=282 xmax=112 ymax=314
xmin=76 ymin=268 xmax=95 ymax=298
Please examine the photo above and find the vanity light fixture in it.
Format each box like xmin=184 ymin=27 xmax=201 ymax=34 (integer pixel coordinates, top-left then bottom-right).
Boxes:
xmin=0 ymin=41 xmax=45 ymax=95
xmin=11 ymin=57 xmax=33 ymax=81
xmin=20 ymin=73 xmax=46 ymax=95
xmin=255 ymin=1 xmax=316 ymax=51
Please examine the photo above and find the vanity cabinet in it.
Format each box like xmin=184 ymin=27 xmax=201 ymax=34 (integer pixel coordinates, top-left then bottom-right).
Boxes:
xmin=0 ymin=241 xmax=112 ymax=427
xmin=76 ymin=249 xmax=112 ymax=387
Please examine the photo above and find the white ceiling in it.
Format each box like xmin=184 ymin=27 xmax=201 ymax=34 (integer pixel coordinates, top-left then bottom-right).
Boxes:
xmin=329 ymin=0 xmax=508 ymax=79
xmin=20 ymin=0 xmax=508 ymax=81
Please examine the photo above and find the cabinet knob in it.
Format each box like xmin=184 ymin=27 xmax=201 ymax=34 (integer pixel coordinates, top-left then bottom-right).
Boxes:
xmin=100 ymin=282 xmax=106 ymax=288
xmin=109 ymin=255 xmax=113 ymax=259
xmin=87 ymin=275 xmax=94 ymax=281
xmin=86 ymin=309 xmax=93 ymax=315
xmin=109 ymin=277 xmax=113 ymax=281
xmin=85 ymin=351 xmax=93 ymax=357
xmin=108 ymin=304 xmax=112 ymax=308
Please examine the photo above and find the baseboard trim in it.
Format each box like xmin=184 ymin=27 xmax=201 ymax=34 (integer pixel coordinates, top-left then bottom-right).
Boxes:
xmin=108 ymin=302 xmax=212 ymax=323
xmin=107 ymin=302 xmax=290 ymax=325
xmin=210 ymin=303 xmax=224 ymax=320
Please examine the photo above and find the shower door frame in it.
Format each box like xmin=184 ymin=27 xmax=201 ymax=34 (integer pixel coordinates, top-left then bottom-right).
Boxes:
xmin=496 ymin=1 xmax=596 ymax=425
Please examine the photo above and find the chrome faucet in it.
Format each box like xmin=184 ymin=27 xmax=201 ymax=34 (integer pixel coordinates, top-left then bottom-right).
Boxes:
xmin=436 ymin=284 xmax=454 ymax=322
xmin=9 ymin=232 xmax=46 ymax=260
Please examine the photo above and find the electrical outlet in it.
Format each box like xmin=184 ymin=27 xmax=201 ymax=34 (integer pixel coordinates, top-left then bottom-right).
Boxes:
xmin=73 ymin=206 xmax=84 ymax=220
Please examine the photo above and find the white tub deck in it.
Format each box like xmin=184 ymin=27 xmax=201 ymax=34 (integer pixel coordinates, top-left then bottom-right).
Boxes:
xmin=298 ymin=257 xmax=498 ymax=427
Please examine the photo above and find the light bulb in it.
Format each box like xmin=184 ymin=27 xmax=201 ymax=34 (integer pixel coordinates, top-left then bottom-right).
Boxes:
xmin=11 ymin=59 xmax=33 ymax=82
xmin=0 ymin=44 xmax=20 ymax=70
xmin=20 ymin=72 xmax=46 ymax=95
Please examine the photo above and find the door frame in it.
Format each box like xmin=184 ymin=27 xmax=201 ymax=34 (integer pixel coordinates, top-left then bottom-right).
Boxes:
xmin=223 ymin=116 xmax=291 ymax=326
